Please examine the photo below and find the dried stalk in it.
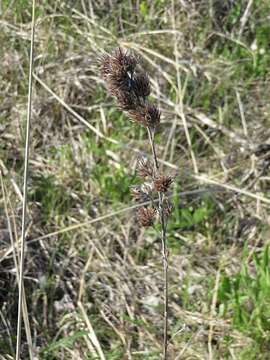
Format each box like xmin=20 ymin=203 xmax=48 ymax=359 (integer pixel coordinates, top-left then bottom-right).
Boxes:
xmin=147 ymin=126 xmax=168 ymax=358
xmin=16 ymin=0 xmax=36 ymax=359
xmin=100 ymin=48 xmax=173 ymax=359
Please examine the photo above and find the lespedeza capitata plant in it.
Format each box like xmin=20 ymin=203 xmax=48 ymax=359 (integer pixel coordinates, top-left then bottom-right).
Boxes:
xmin=100 ymin=48 xmax=173 ymax=359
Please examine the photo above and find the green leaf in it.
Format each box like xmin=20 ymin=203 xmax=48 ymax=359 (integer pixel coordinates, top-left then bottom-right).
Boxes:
xmin=193 ymin=207 xmax=207 ymax=224
xmin=43 ymin=331 xmax=88 ymax=354
xmin=140 ymin=2 xmax=148 ymax=18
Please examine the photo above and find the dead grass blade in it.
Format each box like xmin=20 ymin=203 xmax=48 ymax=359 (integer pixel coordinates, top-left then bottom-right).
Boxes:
xmin=0 ymin=174 xmax=34 ymax=360
xmin=16 ymin=0 xmax=36 ymax=359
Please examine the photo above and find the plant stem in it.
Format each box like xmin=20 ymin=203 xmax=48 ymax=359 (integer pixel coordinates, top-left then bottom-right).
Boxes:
xmin=147 ymin=127 xmax=159 ymax=173
xmin=16 ymin=1 xmax=35 ymax=359
xmin=160 ymin=192 xmax=168 ymax=359
xmin=147 ymin=126 xmax=168 ymax=359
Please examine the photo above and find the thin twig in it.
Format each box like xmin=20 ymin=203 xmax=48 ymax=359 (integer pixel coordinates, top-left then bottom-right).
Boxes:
xmin=147 ymin=126 xmax=169 ymax=359
xmin=16 ymin=1 xmax=36 ymax=359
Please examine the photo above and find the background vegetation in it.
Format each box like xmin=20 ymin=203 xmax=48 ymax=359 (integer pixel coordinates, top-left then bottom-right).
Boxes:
xmin=1 ymin=0 xmax=270 ymax=359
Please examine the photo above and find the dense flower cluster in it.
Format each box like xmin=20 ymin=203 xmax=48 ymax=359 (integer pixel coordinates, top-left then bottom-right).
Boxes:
xmin=132 ymin=157 xmax=173 ymax=227
xmin=100 ymin=48 xmax=173 ymax=227
xmin=137 ymin=207 xmax=156 ymax=227
xmin=154 ymin=175 xmax=173 ymax=193
xmin=100 ymin=47 xmax=160 ymax=129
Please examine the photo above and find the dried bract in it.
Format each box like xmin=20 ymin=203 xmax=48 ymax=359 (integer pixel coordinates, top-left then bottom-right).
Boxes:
xmin=133 ymin=72 xmax=151 ymax=98
xmin=154 ymin=175 xmax=173 ymax=193
xmin=144 ymin=104 xmax=160 ymax=128
xmin=137 ymin=207 xmax=156 ymax=227
xmin=116 ymin=91 xmax=138 ymax=111
xmin=137 ymin=157 xmax=154 ymax=178
xmin=100 ymin=48 xmax=138 ymax=98
xmin=141 ymin=183 xmax=153 ymax=196
xmin=106 ymin=75 xmax=130 ymax=97
xmin=128 ymin=104 xmax=160 ymax=128
xmin=163 ymin=199 xmax=173 ymax=219
xmin=100 ymin=48 xmax=138 ymax=80
xmin=130 ymin=186 xmax=149 ymax=203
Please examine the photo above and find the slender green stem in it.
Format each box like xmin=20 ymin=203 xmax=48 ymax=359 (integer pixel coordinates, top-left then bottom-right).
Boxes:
xmin=147 ymin=126 xmax=169 ymax=359
xmin=16 ymin=1 xmax=36 ymax=359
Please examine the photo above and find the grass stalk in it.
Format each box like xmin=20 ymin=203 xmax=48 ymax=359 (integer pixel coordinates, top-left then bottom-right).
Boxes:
xmin=1 ymin=175 xmax=34 ymax=360
xmin=147 ymin=126 xmax=168 ymax=359
xmin=15 ymin=1 xmax=36 ymax=359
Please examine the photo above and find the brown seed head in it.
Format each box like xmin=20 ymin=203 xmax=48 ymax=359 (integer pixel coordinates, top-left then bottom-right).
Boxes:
xmin=100 ymin=48 xmax=138 ymax=80
xmin=144 ymin=104 xmax=161 ymax=128
xmin=137 ymin=207 xmax=156 ymax=227
xmin=154 ymin=175 xmax=173 ymax=193
xmin=116 ymin=91 xmax=138 ymax=111
xmin=106 ymin=76 xmax=129 ymax=97
xmin=128 ymin=104 xmax=160 ymax=128
xmin=133 ymin=72 xmax=151 ymax=98
xmin=130 ymin=186 xmax=149 ymax=202
xmin=100 ymin=48 xmax=138 ymax=97
xmin=136 ymin=157 xmax=154 ymax=178
xmin=101 ymin=48 xmax=160 ymax=129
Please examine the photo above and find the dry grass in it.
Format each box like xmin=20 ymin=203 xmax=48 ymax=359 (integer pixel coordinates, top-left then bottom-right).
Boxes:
xmin=1 ymin=1 xmax=270 ymax=359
